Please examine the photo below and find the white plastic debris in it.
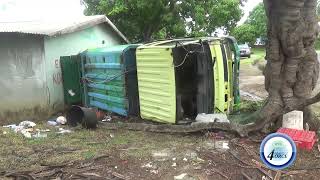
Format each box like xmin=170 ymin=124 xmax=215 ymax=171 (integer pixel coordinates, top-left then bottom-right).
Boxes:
xmin=142 ymin=162 xmax=153 ymax=168
xmin=47 ymin=121 xmax=58 ymax=126
xmin=174 ymin=173 xmax=188 ymax=180
xmin=102 ymin=115 xmax=112 ymax=122
xmin=36 ymin=129 xmax=50 ymax=132
xmin=3 ymin=124 xmax=17 ymax=129
xmin=150 ymin=170 xmax=159 ymax=174
xmin=19 ymin=121 xmax=36 ymax=128
xmin=172 ymin=162 xmax=177 ymax=167
xmin=183 ymin=158 xmax=188 ymax=161
xmin=214 ymin=140 xmax=230 ymax=151
xmin=68 ymin=89 xmax=76 ymax=96
xmin=195 ymin=113 xmax=230 ymax=123
xmin=21 ymin=129 xmax=32 ymax=138
xmin=282 ymin=111 xmax=303 ymax=130
xmin=56 ymin=116 xmax=67 ymax=125
xmin=57 ymin=128 xmax=72 ymax=134
xmin=32 ymin=132 xmax=48 ymax=138
xmin=172 ymin=157 xmax=177 ymax=161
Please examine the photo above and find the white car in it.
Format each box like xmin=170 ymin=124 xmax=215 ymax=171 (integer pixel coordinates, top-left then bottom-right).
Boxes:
xmin=239 ymin=44 xmax=251 ymax=58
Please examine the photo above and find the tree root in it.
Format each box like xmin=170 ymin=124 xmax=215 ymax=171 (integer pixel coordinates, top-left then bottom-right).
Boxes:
xmin=99 ymin=91 xmax=320 ymax=137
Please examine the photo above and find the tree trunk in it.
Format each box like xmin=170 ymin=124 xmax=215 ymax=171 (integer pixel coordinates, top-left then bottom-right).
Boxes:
xmin=237 ymin=0 xmax=320 ymax=136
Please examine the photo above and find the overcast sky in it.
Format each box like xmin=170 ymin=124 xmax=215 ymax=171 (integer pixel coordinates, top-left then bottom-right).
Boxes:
xmin=239 ymin=0 xmax=263 ymax=25
xmin=0 ymin=0 xmax=262 ymax=23
xmin=0 ymin=0 xmax=84 ymax=21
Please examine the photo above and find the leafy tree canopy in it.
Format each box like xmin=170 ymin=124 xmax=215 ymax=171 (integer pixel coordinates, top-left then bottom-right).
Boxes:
xmin=82 ymin=0 xmax=243 ymax=42
xmin=231 ymin=2 xmax=267 ymax=45
xmin=245 ymin=2 xmax=267 ymax=39
xmin=231 ymin=24 xmax=256 ymax=45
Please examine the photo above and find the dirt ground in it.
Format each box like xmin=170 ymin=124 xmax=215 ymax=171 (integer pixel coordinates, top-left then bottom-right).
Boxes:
xmin=1 ymin=123 xmax=320 ymax=180
xmin=1 ymin=50 xmax=320 ymax=180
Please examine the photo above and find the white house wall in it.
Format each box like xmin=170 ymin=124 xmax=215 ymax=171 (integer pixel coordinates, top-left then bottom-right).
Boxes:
xmin=44 ymin=24 xmax=123 ymax=109
xmin=0 ymin=33 xmax=47 ymax=112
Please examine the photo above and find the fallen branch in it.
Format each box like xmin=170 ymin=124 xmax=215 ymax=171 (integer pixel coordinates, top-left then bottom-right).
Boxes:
xmin=274 ymin=171 xmax=281 ymax=180
xmin=4 ymin=172 xmax=35 ymax=180
xmin=282 ymin=170 xmax=308 ymax=177
xmin=241 ymin=171 xmax=254 ymax=180
xmin=100 ymin=121 xmax=238 ymax=134
xmin=229 ymin=150 xmax=274 ymax=179
xmin=112 ymin=172 xmax=130 ymax=180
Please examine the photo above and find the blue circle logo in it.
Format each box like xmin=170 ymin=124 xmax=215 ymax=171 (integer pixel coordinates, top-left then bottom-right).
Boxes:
xmin=260 ymin=133 xmax=296 ymax=170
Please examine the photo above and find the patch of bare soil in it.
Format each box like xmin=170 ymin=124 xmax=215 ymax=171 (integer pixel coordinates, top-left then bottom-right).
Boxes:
xmin=240 ymin=63 xmax=268 ymax=99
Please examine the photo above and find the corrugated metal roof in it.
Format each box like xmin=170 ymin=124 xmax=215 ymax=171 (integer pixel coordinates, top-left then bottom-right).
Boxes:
xmin=0 ymin=15 xmax=129 ymax=43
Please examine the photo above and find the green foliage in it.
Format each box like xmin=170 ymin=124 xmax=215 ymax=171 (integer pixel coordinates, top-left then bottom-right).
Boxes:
xmin=315 ymin=38 xmax=320 ymax=50
xmin=232 ymin=3 xmax=267 ymax=45
xmin=246 ymin=3 xmax=267 ymax=39
xmin=83 ymin=0 xmax=243 ymax=42
xmin=317 ymin=0 xmax=320 ymax=20
xmin=231 ymin=24 xmax=256 ymax=45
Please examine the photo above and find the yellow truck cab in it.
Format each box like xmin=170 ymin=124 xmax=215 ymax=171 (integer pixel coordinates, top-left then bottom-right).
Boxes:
xmin=136 ymin=39 xmax=214 ymax=123
xmin=205 ymin=38 xmax=232 ymax=113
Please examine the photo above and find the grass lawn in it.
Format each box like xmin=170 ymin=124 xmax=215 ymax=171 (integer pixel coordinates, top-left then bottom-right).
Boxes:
xmin=240 ymin=48 xmax=266 ymax=65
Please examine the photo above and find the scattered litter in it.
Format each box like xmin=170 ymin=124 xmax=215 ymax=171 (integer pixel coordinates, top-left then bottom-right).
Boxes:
xmin=184 ymin=151 xmax=198 ymax=160
xmin=102 ymin=115 xmax=112 ymax=122
xmin=47 ymin=121 xmax=58 ymax=126
xmin=214 ymin=140 xmax=230 ymax=151
xmin=68 ymin=89 xmax=76 ymax=96
xmin=56 ymin=116 xmax=67 ymax=125
xmin=195 ymin=113 xmax=230 ymax=123
xmin=2 ymin=131 xmax=7 ymax=135
xmin=57 ymin=128 xmax=72 ymax=134
xmin=21 ymin=129 xmax=32 ymax=138
xmin=114 ymin=166 xmax=118 ymax=169
xmin=19 ymin=121 xmax=36 ymax=128
xmin=172 ymin=157 xmax=177 ymax=161
xmin=152 ymin=149 xmax=172 ymax=161
xmin=110 ymin=134 xmax=115 ymax=138
xmin=36 ymin=129 xmax=50 ymax=132
xmin=142 ymin=162 xmax=153 ymax=168
xmin=3 ymin=121 xmax=38 ymax=138
xmin=240 ymin=90 xmax=263 ymax=101
xmin=282 ymin=111 xmax=303 ymax=130
xmin=3 ymin=124 xmax=18 ymax=129
xmin=172 ymin=162 xmax=177 ymax=167
xmin=32 ymin=132 xmax=47 ymax=138
xmin=183 ymin=158 xmax=188 ymax=161
xmin=150 ymin=170 xmax=159 ymax=174
xmin=174 ymin=173 xmax=188 ymax=180
xmin=196 ymin=157 xmax=205 ymax=162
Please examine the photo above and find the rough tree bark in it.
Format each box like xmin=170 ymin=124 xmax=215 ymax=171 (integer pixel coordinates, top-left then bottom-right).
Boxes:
xmin=236 ymin=0 xmax=320 ymax=136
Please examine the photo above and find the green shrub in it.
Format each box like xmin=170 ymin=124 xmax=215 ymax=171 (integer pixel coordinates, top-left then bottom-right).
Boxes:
xmin=315 ymin=38 xmax=320 ymax=50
